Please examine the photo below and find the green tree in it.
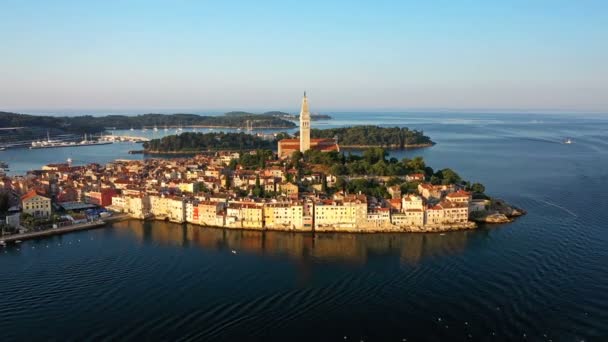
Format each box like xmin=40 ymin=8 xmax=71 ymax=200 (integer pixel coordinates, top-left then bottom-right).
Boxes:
xmin=470 ymin=183 xmax=486 ymax=194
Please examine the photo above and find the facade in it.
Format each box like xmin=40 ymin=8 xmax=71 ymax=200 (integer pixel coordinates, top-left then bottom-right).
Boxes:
xmin=264 ymin=203 xmax=304 ymax=230
xmin=21 ymin=190 xmax=52 ymax=217
xmin=84 ymin=188 xmax=117 ymax=207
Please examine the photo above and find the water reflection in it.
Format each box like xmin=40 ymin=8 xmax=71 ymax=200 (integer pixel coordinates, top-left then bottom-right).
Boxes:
xmin=113 ymin=219 xmax=474 ymax=265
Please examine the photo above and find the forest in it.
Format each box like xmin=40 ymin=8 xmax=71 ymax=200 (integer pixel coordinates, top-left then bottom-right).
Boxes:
xmin=0 ymin=111 xmax=295 ymax=142
xmin=143 ymin=132 xmax=275 ymax=152
xmin=308 ymin=126 xmax=433 ymax=147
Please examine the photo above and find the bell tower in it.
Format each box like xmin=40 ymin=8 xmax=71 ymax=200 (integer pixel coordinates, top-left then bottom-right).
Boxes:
xmin=299 ymin=91 xmax=311 ymax=153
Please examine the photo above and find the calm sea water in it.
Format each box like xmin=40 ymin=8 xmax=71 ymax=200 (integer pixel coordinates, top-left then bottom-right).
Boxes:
xmin=2 ymin=112 xmax=608 ymax=341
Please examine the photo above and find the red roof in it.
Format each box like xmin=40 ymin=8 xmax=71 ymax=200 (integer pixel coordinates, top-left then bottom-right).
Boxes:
xmin=21 ymin=189 xmax=48 ymax=201
xmin=447 ymin=190 xmax=471 ymax=198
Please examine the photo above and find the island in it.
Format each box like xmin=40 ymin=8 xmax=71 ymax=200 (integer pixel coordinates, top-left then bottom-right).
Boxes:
xmin=142 ymin=132 xmax=277 ymax=154
xmin=142 ymin=126 xmax=434 ymax=155
xmin=310 ymin=126 xmax=434 ymax=148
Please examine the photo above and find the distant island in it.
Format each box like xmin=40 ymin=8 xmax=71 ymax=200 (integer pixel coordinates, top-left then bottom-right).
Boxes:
xmin=142 ymin=132 xmax=277 ymax=153
xmin=142 ymin=125 xmax=434 ymax=153
xmin=0 ymin=111 xmax=296 ymax=144
xmin=310 ymin=126 xmax=434 ymax=148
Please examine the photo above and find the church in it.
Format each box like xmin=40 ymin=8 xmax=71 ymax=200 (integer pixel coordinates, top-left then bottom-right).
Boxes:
xmin=277 ymin=92 xmax=339 ymax=158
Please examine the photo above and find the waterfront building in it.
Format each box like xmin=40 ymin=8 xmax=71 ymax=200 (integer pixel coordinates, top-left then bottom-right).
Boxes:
xmin=264 ymin=202 xmax=304 ymax=230
xmin=21 ymin=190 xmax=51 ymax=218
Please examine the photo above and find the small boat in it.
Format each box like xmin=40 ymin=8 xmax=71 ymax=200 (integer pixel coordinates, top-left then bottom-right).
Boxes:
xmin=564 ymin=138 xmax=573 ymax=144
xmin=0 ymin=147 xmax=5 ymax=151
xmin=231 ymin=249 xmax=237 ymax=254
xmin=15 ymin=240 xmax=22 ymax=244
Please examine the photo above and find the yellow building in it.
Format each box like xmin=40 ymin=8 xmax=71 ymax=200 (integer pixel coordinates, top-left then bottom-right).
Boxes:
xmin=150 ymin=195 xmax=185 ymax=223
xmin=279 ymin=182 xmax=299 ymax=196
xmin=21 ymin=190 xmax=52 ymax=218
xmin=264 ymin=203 xmax=304 ymax=230
xmin=314 ymin=198 xmax=366 ymax=230
xmin=227 ymin=203 xmax=264 ymax=229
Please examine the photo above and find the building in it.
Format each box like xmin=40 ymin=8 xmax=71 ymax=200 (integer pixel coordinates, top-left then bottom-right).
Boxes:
xmin=299 ymin=91 xmax=311 ymax=153
xmin=21 ymin=190 xmax=52 ymax=218
xmin=277 ymin=93 xmax=339 ymax=158
xmin=84 ymin=188 xmax=117 ymax=207
xmin=264 ymin=202 xmax=304 ymax=230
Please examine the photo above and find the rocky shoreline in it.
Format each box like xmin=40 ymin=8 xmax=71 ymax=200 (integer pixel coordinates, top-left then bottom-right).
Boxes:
xmin=470 ymin=199 xmax=527 ymax=224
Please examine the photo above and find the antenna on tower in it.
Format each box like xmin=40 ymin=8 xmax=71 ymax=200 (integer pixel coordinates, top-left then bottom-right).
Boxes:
xmin=304 ymin=91 xmax=306 ymax=98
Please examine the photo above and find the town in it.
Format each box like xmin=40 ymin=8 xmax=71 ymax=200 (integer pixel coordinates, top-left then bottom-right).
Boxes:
xmin=1 ymin=151 xmax=485 ymax=235
xmin=0 ymin=94 xmax=521 ymax=239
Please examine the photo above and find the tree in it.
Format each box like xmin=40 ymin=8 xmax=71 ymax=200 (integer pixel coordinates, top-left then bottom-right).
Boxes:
xmin=435 ymin=168 xmax=462 ymax=185
xmin=253 ymin=175 xmax=264 ymax=197
xmin=0 ymin=192 xmax=9 ymax=213
xmin=321 ymin=174 xmax=328 ymax=192
xmin=470 ymin=183 xmax=486 ymax=194
xmin=405 ymin=156 xmax=426 ymax=172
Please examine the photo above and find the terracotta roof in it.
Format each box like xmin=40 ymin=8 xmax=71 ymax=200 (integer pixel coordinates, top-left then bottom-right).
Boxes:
xmin=21 ymin=189 xmax=48 ymax=201
xmin=447 ymin=190 xmax=471 ymax=198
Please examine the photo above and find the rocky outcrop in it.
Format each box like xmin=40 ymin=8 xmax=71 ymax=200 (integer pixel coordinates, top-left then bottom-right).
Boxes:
xmin=471 ymin=199 xmax=526 ymax=224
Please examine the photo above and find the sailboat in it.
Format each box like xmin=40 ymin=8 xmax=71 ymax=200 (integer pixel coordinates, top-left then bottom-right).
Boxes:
xmin=564 ymin=138 xmax=573 ymax=144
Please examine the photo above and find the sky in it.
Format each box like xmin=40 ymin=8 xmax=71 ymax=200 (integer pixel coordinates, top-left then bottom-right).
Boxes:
xmin=0 ymin=0 xmax=607 ymax=113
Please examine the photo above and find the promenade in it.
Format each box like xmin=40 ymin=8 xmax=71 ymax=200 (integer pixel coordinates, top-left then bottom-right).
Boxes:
xmin=0 ymin=213 xmax=130 ymax=243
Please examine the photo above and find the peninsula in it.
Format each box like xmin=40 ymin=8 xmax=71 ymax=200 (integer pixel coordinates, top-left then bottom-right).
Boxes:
xmin=0 ymin=94 xmax=523 ymax=240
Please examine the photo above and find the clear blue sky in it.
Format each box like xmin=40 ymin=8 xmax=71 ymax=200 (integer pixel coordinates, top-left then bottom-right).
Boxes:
xmin=1 ymin=0 xmax=606 ymax=112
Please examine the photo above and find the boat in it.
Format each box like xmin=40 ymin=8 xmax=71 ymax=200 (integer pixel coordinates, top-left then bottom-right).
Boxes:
xmin=153 ymin=126 xmax=158 ymax=132
xmin=30 ymin=133 xmax=113 ymax=149
xmin=564 ymin=138 xmax=573 ymax=144
xmin=130 ymin=127 xmax=134 ymax=131
xmin=0 ymin=147 xmax=5 ymax=151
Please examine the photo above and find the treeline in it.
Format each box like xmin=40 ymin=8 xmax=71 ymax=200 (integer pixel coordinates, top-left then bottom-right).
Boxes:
xmin=0 ymin=111 xmax=295 ymax=137
xmin=143 ymin=132 xmax=274 ymax=152
xmin=309 ymin=125 xmax=433 ymax=147
xmin=291 ymin=148 xmax=485 ymax=195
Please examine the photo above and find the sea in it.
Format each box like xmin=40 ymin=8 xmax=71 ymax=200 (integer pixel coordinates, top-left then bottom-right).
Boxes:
xmin=1 ymin=112 xmax=607 ymax=341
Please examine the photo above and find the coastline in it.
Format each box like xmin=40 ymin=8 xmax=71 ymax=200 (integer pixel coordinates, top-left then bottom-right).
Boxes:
xmin=140 ymin=216 xmax=477 ymax=234
xmin=339 ymin=142 xmax=435 ymax=149
xmin=0 ymin=214 xmax=130 ymax=243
